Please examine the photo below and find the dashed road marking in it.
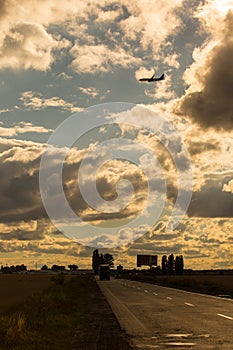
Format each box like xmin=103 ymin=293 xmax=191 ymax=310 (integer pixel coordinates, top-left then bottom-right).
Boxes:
xmin=144 ymin=289 xmax=148 ymax=293
xmin=153 ymin=292 xmax=158 ymax=296
xmin=165 ymin=334 xmax=193 ymax=338
xmin=185 ymin=302 xmax=195 ymax=307
xmin=166 ymin=296 xmax=172 ymax=300
xmin=161 ymin=342 xmax=196 ymax=346
xmin=217 ymin=313 xmax=233 ymax=320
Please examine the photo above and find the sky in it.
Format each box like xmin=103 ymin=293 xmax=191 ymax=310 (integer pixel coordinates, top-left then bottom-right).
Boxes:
xmin=0 ymin=0 xmax=232 ymax=270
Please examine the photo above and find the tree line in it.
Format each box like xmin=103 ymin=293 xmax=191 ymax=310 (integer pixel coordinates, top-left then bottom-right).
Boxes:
xmin=0 ymin=264 xmax=78 ymax=273
xmin=1 ymin=264 xmax=27 ymax=274
xmin=41 ymin=264 xmax=78 ymax=272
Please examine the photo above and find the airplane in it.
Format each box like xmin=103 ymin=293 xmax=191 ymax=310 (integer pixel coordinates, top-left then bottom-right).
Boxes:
xmin=139 ymin=72 xmax=165 ymax=82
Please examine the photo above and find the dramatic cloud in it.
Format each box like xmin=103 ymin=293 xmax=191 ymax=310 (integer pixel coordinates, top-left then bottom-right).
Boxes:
xmin=0 ymin=1 xmax=232 ymax=269
xmin=176 ymin=9 xmax=233 ymax=130
xmin=188 ymin=180 xmax=233 ymax=217
xmin=0 ymin=22 xmax=65 ymax=71
xmin=0 ymin=0 xmax=74 ymax=70
xmin=0 ymin=0 xmax=184 ymax=72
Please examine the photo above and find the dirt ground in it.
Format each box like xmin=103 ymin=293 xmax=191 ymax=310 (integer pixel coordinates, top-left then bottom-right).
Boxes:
xmin=72 ymin=278 xmax=133 ymax=350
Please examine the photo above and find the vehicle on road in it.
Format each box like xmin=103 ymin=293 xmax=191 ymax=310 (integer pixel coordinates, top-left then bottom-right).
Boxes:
xmin=99 ymin=264 xmax=110 ymax=280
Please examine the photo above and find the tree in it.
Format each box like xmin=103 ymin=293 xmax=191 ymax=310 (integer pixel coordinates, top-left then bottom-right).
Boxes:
xmin=175 ymin=255 xmax=184 ymax=275
xmin=51 ymin=265 xmax=65 ymax=272
xmin=102 ymin=253 xmax=114 ymax=268
xmin=41 ymin=264 xmax=49 ymax=270
xmin=167 ymin=254 xmax=175 ymax=275
xmin=68 ymin=264 xmax=78 ymax=271
xmin=92 ymin=249 xmax=99 ymax=275
xmin=92 ymin=250 xmax=114 ymax=274
xmin=161 ymin=255 xmax=167 ymax=275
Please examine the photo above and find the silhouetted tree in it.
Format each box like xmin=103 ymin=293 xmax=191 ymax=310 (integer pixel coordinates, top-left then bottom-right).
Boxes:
xmin=1 ymin=266 xmax=12 ymax=274
xmin=68 ymin=264 xmax=78 ymax=271
xmin=175 ymin=255 xmax=184 ymax=275
xmin=99 ymin=253 xmax=104 ymax=265
xmin=51 ymin=265 xmax=65 ymax=272
xmin=41 ymin=264 xmax=49 ymax=270
xmin=179 ymin=255 xmax=184 ymax=275
xmin=101 ymin=253 xmax=114 ymax=268
xmin=167 ymin=254 xmax=175 ymax=275
xmin=92 ymin=250 xmax=114 ymax=274
xmin=161 ymin=255 xmax=168 ymax=275
xmin=92 ymin=249 xmax=99 ymax=275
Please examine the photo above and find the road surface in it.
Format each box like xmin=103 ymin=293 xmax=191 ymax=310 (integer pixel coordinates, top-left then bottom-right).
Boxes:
xmin=97 ymin=278 xmax=233 ymax=349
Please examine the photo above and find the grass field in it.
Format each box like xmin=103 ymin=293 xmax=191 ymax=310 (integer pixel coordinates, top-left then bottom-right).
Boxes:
xmin=123 ymin=273 xmax=233 ymax=298
xmin=0 ymin=273 xmax=89 ymax=349
xmin=0 ymin=274 xmax=53 ymax=314
xmin=0 ymin=273 xmax=132 ymax=350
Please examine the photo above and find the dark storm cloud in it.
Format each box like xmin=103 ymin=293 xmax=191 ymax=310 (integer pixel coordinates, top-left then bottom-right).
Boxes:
xmin=176 ymin=11 xmax=233 ymax=130
xmin=0 ymin=229 xmax=44 ymax=241
xmin=0 ymin=141 xmax=150 ymax=226
xmin=188 ymin=184 xmax=233 ymax=217
xmin=0 ymin=156 xmax=47 ymax=223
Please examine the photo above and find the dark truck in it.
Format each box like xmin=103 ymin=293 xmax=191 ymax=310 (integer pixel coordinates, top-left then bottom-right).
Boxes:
xmin=99 ymin=264 xmax=110 ymax=280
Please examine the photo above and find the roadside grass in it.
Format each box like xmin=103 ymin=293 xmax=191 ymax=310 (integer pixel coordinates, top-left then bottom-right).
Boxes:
xmin=0 ymin=274 xmax=93 ymax=349
xmin=123 ymin=274 xmax=233 ymax=298
xmin=0 ymin=274 xmax=53 ymax=313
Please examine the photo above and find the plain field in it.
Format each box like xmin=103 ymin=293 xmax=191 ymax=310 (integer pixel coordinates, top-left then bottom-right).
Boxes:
xmin=0 ymin=274 xmax=52 ymax=313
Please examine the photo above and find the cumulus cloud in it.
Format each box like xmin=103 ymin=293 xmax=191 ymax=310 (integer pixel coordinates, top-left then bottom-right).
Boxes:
xmin=79 ymin=86 xmax=101 ymax=98
xmin=176 ymin=8 xmax=233 ymax=130
xmin=223 ymin=179 xmax=233 ymax=193
xmin=145 ymin=74 xmax=176 ymax=100
xmin=0 ymin=22 xmax=62 ymax=71
xmin=0 ymin=122 xmax=52 ymax=137
xmin=0 ymin=0 xmax=74 ymax=70
xmin=70 ymin=44 xmax=141 ymax=73
xmin=187 ymin=140 xmax=221 ymax=156
xmin=0 ymin=0 xmax=184 ymax=73
xmin=20 ymin=91 xmax=82 ymax=112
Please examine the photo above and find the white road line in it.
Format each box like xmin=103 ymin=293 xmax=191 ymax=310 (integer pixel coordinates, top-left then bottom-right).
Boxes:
xmin=162 ymin=342 xmax=196 ymax=346
xmin=185 ymin=302 xmax=195 ymax=307
xmin=217 ymin=313 xmax=233 ymax=320
xmin=153 ymin=292 xmax=158 ymax=296
xmin=166 ymin=297 xmax=172 ymax=300
xmin=165 ymin=334 xmax=193 ymax=338
xmin=137 ymin=287 xmax=141 ymax=290
xmin=144 ymin=289 xmax=148 ymax=293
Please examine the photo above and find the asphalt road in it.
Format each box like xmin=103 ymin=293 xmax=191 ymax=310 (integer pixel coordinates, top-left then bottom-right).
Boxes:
xmin=97 ymin=278 xmax=233 ymax=350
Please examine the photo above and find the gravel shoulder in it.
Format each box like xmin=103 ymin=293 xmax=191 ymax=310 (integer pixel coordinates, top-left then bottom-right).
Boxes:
xmin=72 ymin=277 xmax=133 ymax=350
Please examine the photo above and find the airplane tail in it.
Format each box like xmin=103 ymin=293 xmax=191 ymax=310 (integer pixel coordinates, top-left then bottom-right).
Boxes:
xmin=159 ymin=73 xmax=165 ymax=80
